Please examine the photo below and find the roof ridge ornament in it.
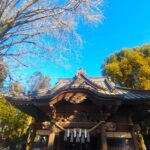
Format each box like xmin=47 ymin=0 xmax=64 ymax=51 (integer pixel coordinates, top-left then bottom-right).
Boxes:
xmin=76 ymin=68 xmax=87 ymax=77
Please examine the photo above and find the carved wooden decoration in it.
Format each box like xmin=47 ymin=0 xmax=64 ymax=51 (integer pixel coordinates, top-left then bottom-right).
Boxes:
xmin=76 ymin=68 xmax=87 ymax=77
xmin=49 ymin=105 xmax=56 ymax=120
xmin=105 ymin=122 xmax=116 ymax=131
xmin=64 ymin=92 xmax=87 ymax=104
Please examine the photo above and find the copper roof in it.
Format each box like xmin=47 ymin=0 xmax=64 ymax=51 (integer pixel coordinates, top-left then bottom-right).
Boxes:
xmin=4 ymin=69 xmax=150 ymax=120
xmin=5 ymin=69 xmax=150 ymax=102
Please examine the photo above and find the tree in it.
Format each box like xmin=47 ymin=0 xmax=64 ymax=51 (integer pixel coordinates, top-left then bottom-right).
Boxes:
xmin=0 ymin=64 xmax=30 ymax=149
xmin=0 ymin=0 xmax=103 ymax=64
xmin=27 ymin=72 xmax=50 ymax=92
xmin=10 ymin=81 xmax=24 ymax=94
xmin=103 ymin=44 xmax=150 ymax=90
xmin=103 ymin=44 xmax=150 ymax=149
xmin=0 ymin=96 xmax=31 ymax=149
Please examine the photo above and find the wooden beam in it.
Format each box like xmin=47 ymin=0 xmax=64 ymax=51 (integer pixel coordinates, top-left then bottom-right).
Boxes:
xmin=101 ymin=123 xmax=108 ymax=150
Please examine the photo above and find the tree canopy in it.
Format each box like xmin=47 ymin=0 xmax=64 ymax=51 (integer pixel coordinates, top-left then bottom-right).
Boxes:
xmin=103 ymin=44 xmax=150 ymax=90
xmin=0 ymin=96 xmax=31 ymax=148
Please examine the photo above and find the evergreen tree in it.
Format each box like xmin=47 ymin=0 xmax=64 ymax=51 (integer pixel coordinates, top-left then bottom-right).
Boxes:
xmin=103 ymin=44 xmax=150 ymax=90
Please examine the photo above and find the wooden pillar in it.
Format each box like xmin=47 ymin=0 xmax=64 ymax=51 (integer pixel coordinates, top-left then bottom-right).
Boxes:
xmin=101 ymin=123 xmax=108 ymax=150
xmin=132 ymin=126 xmax=140 ymax=150
xmin=48 ymin=124 xmax=56 ymax=150
xmin=128 ymin=116 xmax=140 ymax=150
xmin=48 ymin=132 xmax=55 ymax=150
xmin=26 ymin=123 xmax=36 ymax=150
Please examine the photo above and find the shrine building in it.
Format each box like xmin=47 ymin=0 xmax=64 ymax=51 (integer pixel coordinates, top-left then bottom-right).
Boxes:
xmin=5 ymin=69 xmax=150 ymax=150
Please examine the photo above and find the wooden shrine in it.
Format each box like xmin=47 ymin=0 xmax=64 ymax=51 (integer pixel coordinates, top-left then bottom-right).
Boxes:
xmin=5 ymin=69 xmax=150 ymax=150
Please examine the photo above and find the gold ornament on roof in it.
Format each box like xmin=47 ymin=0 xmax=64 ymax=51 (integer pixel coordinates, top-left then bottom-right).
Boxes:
xmin=76 ymin=68 xmax=87 ymax=77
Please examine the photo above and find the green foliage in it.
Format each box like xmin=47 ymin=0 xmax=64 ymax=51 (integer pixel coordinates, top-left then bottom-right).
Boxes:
xmin=0 ymin=96 xmax=31 ymax=148
xmin=0 ymin=61 xmax=31 ymax=148
xmin=103 ymin=44 xmax=150 ymax=90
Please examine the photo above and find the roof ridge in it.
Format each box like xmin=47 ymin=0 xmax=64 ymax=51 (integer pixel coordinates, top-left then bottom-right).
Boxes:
xmin=80 ymin=74 xmax=107 ymax=91
xmin=115 ymin=86 xmax=150 ymax=93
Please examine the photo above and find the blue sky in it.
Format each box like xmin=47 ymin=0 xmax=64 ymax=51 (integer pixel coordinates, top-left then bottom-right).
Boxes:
xmin=14 ymin=0 xmax=150 ymax=86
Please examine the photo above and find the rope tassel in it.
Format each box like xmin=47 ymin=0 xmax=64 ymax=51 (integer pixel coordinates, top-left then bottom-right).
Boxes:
xmin=63 ymin=128 xmax=91 ymax=143
xmin=87 ymin=132 xmax=90 ymax=142
xmin=70 ymin=131 xmax=74 ymax=143
xmin=81 ymin=133 xmax=85 ymax=143
xmin=76 ymin=132 xmax=80 ymax=143
xmin=64 ymin=130 xmax=68 ymax=141
xmin=85 ymin=129 xmax=87 ymax=138
xmin=67 ymin=129 xmax=70 ymax=137
xmin=74 ymin=128 xmax=76 ymax=138
xmin=79 ymin=129 xmax=82 ymax=138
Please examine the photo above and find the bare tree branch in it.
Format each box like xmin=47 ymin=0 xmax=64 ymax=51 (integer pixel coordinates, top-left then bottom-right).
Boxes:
xmin=0 ymin=0 xmax=103 ymax=69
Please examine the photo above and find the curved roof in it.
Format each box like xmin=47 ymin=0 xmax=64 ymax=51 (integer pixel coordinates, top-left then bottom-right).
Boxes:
xmin=6 ymin=69 xmax=150 ymax=100
xmin=4 ymin=69 xmax=150 ymax=118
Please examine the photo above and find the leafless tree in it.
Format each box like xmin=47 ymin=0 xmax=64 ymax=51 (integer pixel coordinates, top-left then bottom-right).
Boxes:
xmin=0 ymin=0 xmax=103 ymax=64
xmin=27 ymin=72 xmax=50 ymax=92
xmin=9 ymin=81 xmax=23 ymax=94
